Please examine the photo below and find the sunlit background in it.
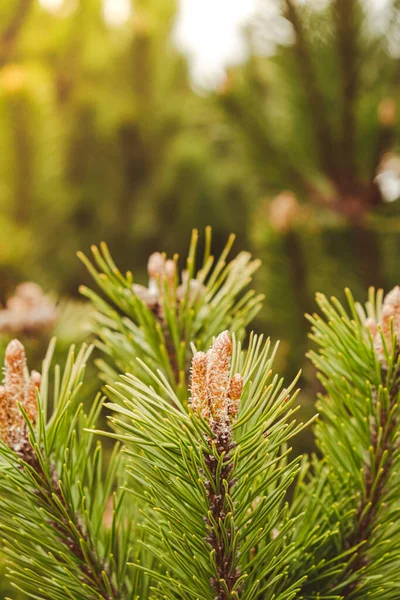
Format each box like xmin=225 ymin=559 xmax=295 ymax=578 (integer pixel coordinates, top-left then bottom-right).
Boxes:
xmin=1 ymin=0 xmax=400 ymax=368
xmin=1 ymin=3 xmax=400 ymax=593
xmin=40 ymin=0 xmax=259 ymax=86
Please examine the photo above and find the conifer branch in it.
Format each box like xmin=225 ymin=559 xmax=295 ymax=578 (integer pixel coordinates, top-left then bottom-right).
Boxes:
xmin=303 ymin=287 xmax=400 ymax=597
xmin=0 ymin=339 xmax=137 ymax=599
xmin=191 ymin=333 xmax=242 ymax=598
xmin=341 ymin=381 xmax=399 ymax=595
xmin=3 ymin=236 xmax=400 ymax=598
xmin=340 ymin=288 xmax=400 ymax=595
xmin=79 ymin=229 xmax=263 ymax=401
xmin=106 ymin=331 xmax=311 ymax=599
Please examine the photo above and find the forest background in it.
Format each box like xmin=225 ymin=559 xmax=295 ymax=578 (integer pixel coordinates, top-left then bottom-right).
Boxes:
xmin=1 ymin=0 xmax=400 ymax=595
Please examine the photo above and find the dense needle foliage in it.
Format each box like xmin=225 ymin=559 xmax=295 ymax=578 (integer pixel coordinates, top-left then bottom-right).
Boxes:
xmin=0 ymin=231 xmax=400 ymax=599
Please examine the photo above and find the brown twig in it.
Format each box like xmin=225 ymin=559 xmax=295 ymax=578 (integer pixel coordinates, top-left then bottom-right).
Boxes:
xmin=204 ymin=432 xmax=240 ymax=600
xmin=24 ymin=454 xmax=120 ymax=600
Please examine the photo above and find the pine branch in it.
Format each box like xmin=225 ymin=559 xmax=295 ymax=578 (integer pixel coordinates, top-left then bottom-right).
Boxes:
xmin=191 ymin=334 xmax=242 ymax=598
xmin=341 ymin=378 xmax=400 ymax=596
xmin=104 ymin=331 xmax=313 ymax=599
xmin=340 ymin=290 xmax=400 ymax=595
xmin=4 ymin=235 xmax=400 ymax=599
xmin=302 ymin=287 xmax=400 ymax=598
xmin=79 ymin=228 xmax=263 ymax=401
xmin=13 ymin=455 xmax=119 ymax=600
xmin=0 ymin=339 xmax=139 ymax=599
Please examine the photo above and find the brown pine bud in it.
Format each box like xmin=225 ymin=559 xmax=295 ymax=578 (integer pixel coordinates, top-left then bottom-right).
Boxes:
xmin=12 ymin=282 xmax=44 ymax=306
xmin=164 ymin=259 xmax=176 ymax=287
xmin=190 ymin=331 xmax=242 ymax=432
xmin=367 ymin=286 xmax=400 ymax=363
xmin=0 ymin=339 xmax=41 ymax=451
xmin=206 ymin=331 xmax=232 ymax=422
xmin=228 ymin=373 xmax=243 ymax=418
xmin=383 ymin=286 xmax=400 ymax=332
xmin=0 ymin=282 xmax=57 ymax=336
xmin=5 ymin=339 xmax=26 ymax=432
xmin=176 ymin=274 xmax=205 ymax=303
xmin=190 ymin=352 xmax=209 ymax=420
xmin=132 ymin=283 xmax=159 ymax=309
xmin=0 ymin=385 xmax=9 ymax=445
xmin=381 ymin=304 xmax=395 ymax=340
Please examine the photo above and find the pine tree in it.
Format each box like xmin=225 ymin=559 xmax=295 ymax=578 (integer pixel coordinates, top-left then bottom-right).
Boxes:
xmin=1 ymin=230 xmax=400 ymax=599
xmin=218 ymin=0 xmax=400 ymax=371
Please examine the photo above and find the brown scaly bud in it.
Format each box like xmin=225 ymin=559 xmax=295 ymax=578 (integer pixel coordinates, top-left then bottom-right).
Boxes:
xmin=190 ymin=352 xmax=209 ymax=421
xmin=5 ymin=339 xmax=26 ymax=434
xmin=176 ymin=270 xmax=206 ymax=303
xmin=0 ymin=339 xmax=41 ymax=451
xmin=383 ymin=286 xmax=400 ymax=332
xmin=228 ymin=373 xmax=243 ymax=418
xmin=0 ymin=385 xmax=9 ymax=445
xmin=206 ymin=331 xmax=232 ymax=423
xmin=190 ymin=331 xmax=243 ymax=431
xmin=134 ymin=252 xmax=205 ymax=312
xmin=132 ymin=284 xmax=159 ymax=309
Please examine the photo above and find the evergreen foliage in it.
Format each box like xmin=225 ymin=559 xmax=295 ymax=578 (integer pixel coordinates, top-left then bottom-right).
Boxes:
xmin=105 ymin=330 xmax=310 ymax=600
xmin=219 ymin=0 xmax=400 ymax=371
xmin=78 ymin=229 xmax=263 ymax=400
xmin=299 ymin=287 xmax=400 ymax=598
xmin=1 ymin=232 xmax=400 ymax=598
xmin=0 ymin=340 xmax=139 ymax=599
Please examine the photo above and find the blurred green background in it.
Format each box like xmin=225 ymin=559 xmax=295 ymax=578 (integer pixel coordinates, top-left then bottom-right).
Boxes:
xmin=1 ymin=0 xmax=400 ymax=595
